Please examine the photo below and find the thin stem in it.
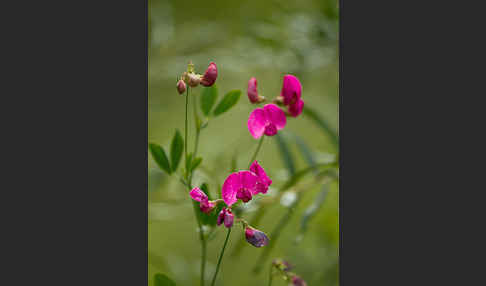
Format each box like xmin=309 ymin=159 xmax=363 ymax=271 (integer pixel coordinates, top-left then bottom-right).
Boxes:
xmin=268 ymin=264 xmax=274 ymax=286
xmin=210 ymin=228 xmax=232 ymax=286
xmin=185 ymin=86 xmax=206 ymax=286
xmin=248 ymin=136 xmax=265 ymax=168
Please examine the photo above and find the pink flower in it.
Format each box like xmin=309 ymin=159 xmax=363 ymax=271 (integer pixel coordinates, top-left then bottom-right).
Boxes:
xmin=221 ymin=170 xmax=260 ymax=206
xmin=177 ymin=79 xmax=186 ymax=94
xmin=280 ymin=75 xmax=304 ymax=117
xmin=190 ymin=187 xmax=216 ymax=213
xmin=247 ymin=104 xmax=286 ymax=139
xmin=247 ymin=77 xmax=264 ymax=103
xmin=200 ymin=62 xmax=218 ymax=86
xmin=249 ymin=160 xmax=272 ymax=194
xmin=245 ymin=226 xmax=269 ymax=247
xmin=291 ymin=276 xmax=307 ymax=286
xmin=217 ymin=207 xmax=234 ymax=228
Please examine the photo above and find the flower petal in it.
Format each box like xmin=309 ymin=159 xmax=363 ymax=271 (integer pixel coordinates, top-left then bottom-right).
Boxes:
xmin=249 ymin=161 xmax=272 ymax=194
xmin=239 ymin=170 xmax=258 ymax=195
xmin=248 ymin=108 xmax=267 ymax=139
xmin=263 ymin=104 xmax=286 ymax=130
xmin=288 ymin=99 xmax=304 ymax=117
xmin=281 ymin=74 xmax=302 ymax=106
xmin=221 ymin=173 xmax=241 ymax=206
xmin=190 ymin=187 xmax=208 ymax=203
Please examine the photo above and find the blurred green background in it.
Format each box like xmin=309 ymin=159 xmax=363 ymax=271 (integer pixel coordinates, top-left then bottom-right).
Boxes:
xmin=148 ymin=0 xmax=339 ymax=285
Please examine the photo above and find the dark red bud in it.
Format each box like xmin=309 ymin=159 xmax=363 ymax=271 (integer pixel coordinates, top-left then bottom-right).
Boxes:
xmin=200 ymin=62 xmax=218 ymax=86
xmin=177 ymin=79 xmax=186 ymax=94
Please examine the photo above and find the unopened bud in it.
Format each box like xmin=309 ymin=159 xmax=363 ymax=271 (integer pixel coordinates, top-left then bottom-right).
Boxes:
xmin=245 ymin=226 xmax=269 ymax=247
xmin=200 ymin=62 xmax=218 ymax=87
xmin=177 ymin=79 xmax=186 ymax=94
xmin=183 ymin=72 xmax=201 ymax=87
xmin=217 ymin=207 xmax=234 ymax=228
xmin=291 ymin=275 xmax=307 ymax=286
xmin=247 ymin=77 xmax=265 ymax=104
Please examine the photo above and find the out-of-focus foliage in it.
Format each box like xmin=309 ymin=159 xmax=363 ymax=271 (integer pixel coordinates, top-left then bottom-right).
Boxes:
xmin=148 ymin=0 xmax=339 ymax=285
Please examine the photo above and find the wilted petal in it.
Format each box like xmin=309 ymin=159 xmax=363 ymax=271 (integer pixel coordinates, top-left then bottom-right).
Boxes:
xmin=222 ymin=173 xmax=241 ymax=206
xmin=281 ymin=75 xmax=302 ymax=106
xmin=190 ymin=187 xmax=208 ymax=203
xmin=263 ymin=104 xmax=286 ymax=130
xmin=288 ymin=99 xmax=304 ymax=117
xmin=223 ymin=208 xmax=234 ymax=228
xmin=248 ymin=108 xmax=267 ymax=139
xmin=217 ymin=208 xmax=225 ymax=226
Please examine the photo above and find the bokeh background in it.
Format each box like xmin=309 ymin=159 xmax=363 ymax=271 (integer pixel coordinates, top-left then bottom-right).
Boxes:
xmin=148 ymin=0 xmax=339 ymax=285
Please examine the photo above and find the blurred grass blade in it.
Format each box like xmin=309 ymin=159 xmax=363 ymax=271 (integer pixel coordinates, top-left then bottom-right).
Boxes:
xmin=185 ymin=152 xmax=193 ymax=172
xmin=200 ymin=85 xmax=218 ymax=116
xmin=274 ymin=132 xmax=296 ymax=176
xmin=292 ymin=133 xmax=318 ymax=173
xmin=295 ymin=183 xmax=330 ymax=244
xmin=213 ymin=90 xmax=241 ymax=116
xmin=149 ymin=143 xmax=171 ymax=174
xmin=170 ymin=130 xmax=183 ymax=172
xmin=280 ymin=162 xmax=336 ymax=192
xmin=303 ymin=106 xmax=339 ymax=151
xmin=154 ymin=273 xmax=176 ymax=286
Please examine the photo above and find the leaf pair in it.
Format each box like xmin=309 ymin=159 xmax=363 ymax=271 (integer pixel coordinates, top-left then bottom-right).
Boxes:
xmin=185 ymin=153 xmax=203 ymax=173
xmin=149 ymin=130 xmax=184 ymax=174
xmin=200 ymin=85 xmax=241 ymax=117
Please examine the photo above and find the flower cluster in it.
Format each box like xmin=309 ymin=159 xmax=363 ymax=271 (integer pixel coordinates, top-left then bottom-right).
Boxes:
xmin=247 ymin=74 xmax=303 ymax=138
xmin=190 ymin=160 xmax=271 ymax=247
xmin=176 ymin=61 xmax=218 ymax=94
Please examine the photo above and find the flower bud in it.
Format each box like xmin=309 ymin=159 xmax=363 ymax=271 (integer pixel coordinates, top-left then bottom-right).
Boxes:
xmin=187 ymin=73 xmax=201 ymax=87
xmin=291 ymin=275 xmax=307 ymax=286
xmin=245 ymin=226 xmax=269 ymax=247
xmin=247 ymin=77 xmax=265 ymax=104
xmin=177 ymin=79 xmax=186 ymax=94
xmin=217 ymin=207 xmax=234 ymax=228
xmin=200 ymin=62 xmax=218 ymax=86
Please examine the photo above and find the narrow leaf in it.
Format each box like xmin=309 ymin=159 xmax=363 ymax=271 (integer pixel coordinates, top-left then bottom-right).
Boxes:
xmin=149 ymin=143 xmax=171 ymax=174
xmin=154 ymin=273 xmax=176 ymax=286
xmin=303 ymin=106 xmax=339 ymax=151
xmin=295 ymin=183 xmax=330 ymax=244
xmin=200 ymin=85 xmax=218 ymax=116
xmin=293 ymin=133 xmax=318 ymax=174
xmin=213 ymin=90 xmax=241 ymax=116
xmin=190 ymin=157 xmax=202 ymax=172
xmin=279 ymin=163 xmax=336 ymax=192
xmin=274 ymin=132 xmax=296 ymax=176
xmin=170 ymin=130 xmax=183 ymax=172
xmin=185 ymin=152 xmax=193 ymax=172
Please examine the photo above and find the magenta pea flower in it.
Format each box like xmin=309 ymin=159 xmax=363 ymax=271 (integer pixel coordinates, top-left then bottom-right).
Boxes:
xmin=222 ymin=170 xmax=260 ymax=206
xmin=190 ymin=187 xmax=216 ymax=213
xmin=200 ymin=62 xmax=218 ymax=86
xmin=247 ymin=104 xmax=286 ymax=139
xmin=280 ymin=74 xmax=304 ymax=117
xmin=245 ymin=226 xmax=269 ymax=247
xmin=247 ymin=77 xmax=264 ymax=103
xmin=217 ymin=207 xmax=234 ymax=228
xmin=249 ymin=160 xmax=272 ymax=194
xmin=291 ymin=275 xmax=307 ymax=286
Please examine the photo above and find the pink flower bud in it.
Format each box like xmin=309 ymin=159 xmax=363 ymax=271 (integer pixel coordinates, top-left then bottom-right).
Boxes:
xmin=217 ymin=207 xmax=234 ymax=228
xmin=190 ymin=187 xmax=216 ymax=213
xmin=245 ymin=226 xmax=269 ymax=247
xmin=247 ymin=77 xmax=264 ymax=103
xmin=291 ymin=275 xmax=307 ymax=286
xmin=177 ymin=79 xmax=186 ymax=94
xmin=200 ymin=62 xmax=218 ymax=86
xmin=187 ymin=73 xmax=201 ymax=87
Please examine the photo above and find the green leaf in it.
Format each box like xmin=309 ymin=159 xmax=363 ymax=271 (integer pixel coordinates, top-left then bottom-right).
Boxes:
xmin=303 ymin=106 xmax=339 ymax=151
xmin=170 ymin=130 xmax=183 ymax=172
xmin=293 ymin=133 xmax=318 ymax=173
xmin=280 ymin=163 xmax=337 ymax=192
xmin=185 ymin=152 xmax=193 ymax=172
xmin=190 ymin=157 xmax=202 ymax=172
xmin=274 ymin=132 xmax=296 ymax=176
xmin=200 ymin=85 xmax=218 ymax=116
xmin=296 ymin=183 xmax=330 ymax=243
xmin=213 ymin=90 xmax=241 ymax=116
xmin=149 ymin=143 xmax=171 ymax=174
xmin=154 ymin=273 xmax=176 ymax=286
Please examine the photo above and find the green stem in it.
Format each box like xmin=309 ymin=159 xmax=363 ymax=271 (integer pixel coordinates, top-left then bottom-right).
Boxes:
xmin=185 ymin=86 xmax=206 ymax=286
xmin=268 ymin=264 xmax=274 ymax=286
xmin=210 ymin=228 xmax=232 ymax=286
xmin=248 ymin=136 xmax=264 ymax=168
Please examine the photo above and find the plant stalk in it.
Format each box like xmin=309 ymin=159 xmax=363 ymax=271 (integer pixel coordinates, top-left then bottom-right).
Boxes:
xmin=210 ymin=228 xmax=232 ymax=286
